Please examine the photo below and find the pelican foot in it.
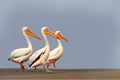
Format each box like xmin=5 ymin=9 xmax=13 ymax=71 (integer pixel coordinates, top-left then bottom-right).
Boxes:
xmin=19 ymin=69 xmax=25 ymax=72
xmin=53 ymin=68 xmax=59 ymax=70
xmin=34 ymin=70 xmax=38 ymax=72
xmin=45 ymin=70 xmax=52 ymax=72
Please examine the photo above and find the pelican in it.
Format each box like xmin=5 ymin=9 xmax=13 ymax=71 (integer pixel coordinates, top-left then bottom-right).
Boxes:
xmin=8 ymin=27 xmax=41 ymax=71
xmin=46 ymin=31 xmax=69 ymax=69
xmin=29 ymin=27 xmax=57 ymax=72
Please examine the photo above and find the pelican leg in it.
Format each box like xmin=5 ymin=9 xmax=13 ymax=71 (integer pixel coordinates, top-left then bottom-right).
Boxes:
xmin=47 ymin=61 xmax=51 ymax=69
xmin=53 ymin=62 xmax=57 ymax=70
xmin=18 ymin=62 xmax=25 ymax=71
xmin=42 ymin=64 xmax=52 ymax=72
xmin=34 ymin=66 xmax=37 ymax=72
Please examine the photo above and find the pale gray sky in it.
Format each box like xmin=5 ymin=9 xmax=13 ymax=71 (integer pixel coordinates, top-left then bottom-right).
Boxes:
xmin=0 ymin=0 xmax=120 ymax=69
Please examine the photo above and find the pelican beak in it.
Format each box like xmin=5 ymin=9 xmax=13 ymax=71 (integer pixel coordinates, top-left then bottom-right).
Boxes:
xmin=25 ymin=29 xmax=41 ymax=40
xmin=59 ymin=33 xmax=69 ymax=42
xmin=44 ymin=30 xmax=57 ymax=39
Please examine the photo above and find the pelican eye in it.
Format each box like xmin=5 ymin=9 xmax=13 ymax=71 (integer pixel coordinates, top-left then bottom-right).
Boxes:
xmin=43 ymin=28 xmax=48 ymax=32
xmin=24 ymin=27 xmax=29 ymax=30
xmin=56 ymin=34 xmax=61 ymax=39
xmin=58 ymin=32 xmax=61 ymax=34
xmin=45 ymin=28 xmax=48 ymax=31
xmin=56 ymin=32 xmax=61 ymax=35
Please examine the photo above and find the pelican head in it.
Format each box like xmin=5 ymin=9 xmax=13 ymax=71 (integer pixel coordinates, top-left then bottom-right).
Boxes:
xmin=41 ymin=27 xmax=57 ymax=39
xmin=23 ymin=27 xmax=41 ymax=40
xmin=55 ymin=31 xmax=69 ymax=42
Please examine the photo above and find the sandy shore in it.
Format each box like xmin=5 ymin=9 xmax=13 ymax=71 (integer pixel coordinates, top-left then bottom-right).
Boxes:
xmin=0 ymin=69 xmax=120 ymax=79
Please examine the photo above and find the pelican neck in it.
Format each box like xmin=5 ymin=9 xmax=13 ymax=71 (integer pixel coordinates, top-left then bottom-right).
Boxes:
xmin=23 ymin=31 xmax=33 ymax=50
xmin=57 ymin=39 xmax=63 ymax=47
xmin=42 ymin=32 xmax=49 ymax=47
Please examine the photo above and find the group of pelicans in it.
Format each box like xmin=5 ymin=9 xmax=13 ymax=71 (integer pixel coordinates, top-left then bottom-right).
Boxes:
xmin=8 ymin=27 xmax=69 ymax=72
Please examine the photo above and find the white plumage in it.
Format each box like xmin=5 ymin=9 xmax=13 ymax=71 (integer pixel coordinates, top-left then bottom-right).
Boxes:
xmin=29 ymin=48 xmax=46 ymax=67
xmin=29 ymin=27 xmax=57 ymax=72
xmin=48 ymin=48 xmax=60 ymax=60
xmin=47 ymin=31 xmax=69 ymax=69
xmin=8 ymin=48 xmax=31 ymax=62
xmin=8 ymin=27 xmax=40 ymax=71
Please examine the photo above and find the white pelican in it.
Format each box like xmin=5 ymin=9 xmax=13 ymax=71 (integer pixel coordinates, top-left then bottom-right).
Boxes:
xmin=8 ymin=27 xmax=41 ymax=71
xmin=29 ymin=27 xmax=57 ymax=72
xmin=46 ymin=31 xmax=69 ymax=69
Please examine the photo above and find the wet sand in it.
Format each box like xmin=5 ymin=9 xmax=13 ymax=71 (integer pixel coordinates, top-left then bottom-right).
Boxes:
xmin=0 ymin=69 xmax=120 ymax=79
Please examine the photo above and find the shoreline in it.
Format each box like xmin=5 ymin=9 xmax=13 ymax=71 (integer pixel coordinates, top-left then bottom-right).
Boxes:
xmin=0 ymin=69 xmax=120 ymax=79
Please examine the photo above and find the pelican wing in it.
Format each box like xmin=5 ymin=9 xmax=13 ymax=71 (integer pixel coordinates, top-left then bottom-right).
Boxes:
xmin=8 ymin=48 xmax=31 ymax=60
xmin=29 ymin=48 xmax=46 ymax=67
xmin=49 ymin=48 xmax=60 ymax=59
